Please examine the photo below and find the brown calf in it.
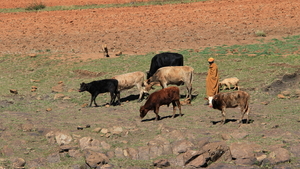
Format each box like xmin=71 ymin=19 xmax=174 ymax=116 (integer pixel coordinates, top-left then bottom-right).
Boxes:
xmin=140 ymin=86 xmax=182 ymax=121
xmin=212 ymin=91 xmax=250 ymax=124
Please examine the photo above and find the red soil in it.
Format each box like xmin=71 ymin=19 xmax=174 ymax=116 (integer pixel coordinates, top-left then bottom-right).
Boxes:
xmin=1 ymin=0 xmax=300 ymax=60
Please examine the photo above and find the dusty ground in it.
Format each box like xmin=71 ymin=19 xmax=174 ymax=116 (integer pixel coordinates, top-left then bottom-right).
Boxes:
xmin=0 ymin=0 xmax=300 ymax=168
xmin=1 ymin=0 xmax=300 ymax=60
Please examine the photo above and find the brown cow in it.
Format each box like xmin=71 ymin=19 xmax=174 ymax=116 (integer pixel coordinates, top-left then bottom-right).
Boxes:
xmin=140 ymin=86 xmax=182 ymax=121
xmin=145 ymin=66 xmax=194 ymax=100
xmin=112 ymin=71 xmax=146 ymax=102
xmin=212 ymin=91 xmax=250 ymax=124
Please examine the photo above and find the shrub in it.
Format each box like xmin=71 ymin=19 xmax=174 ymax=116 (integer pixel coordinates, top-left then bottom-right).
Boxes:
xmin=25 ymin=2 xmax=46 ymax=11
xmin=255 ymin=30 xmax=266 ymax=37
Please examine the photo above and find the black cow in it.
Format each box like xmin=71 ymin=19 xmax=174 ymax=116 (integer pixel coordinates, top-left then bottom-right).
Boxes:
xmin=147 ymin=52 xmax=184 ymax=79
xmin=79 ymin=79 xmax=121 ymax=107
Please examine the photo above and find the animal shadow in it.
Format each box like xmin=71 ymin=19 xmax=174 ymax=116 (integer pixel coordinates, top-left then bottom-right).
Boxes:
xmin=120 ymin=94 xmax=140 ymax=102
xmin=211 ymin=118 xmax=253 ymax=125
xmin=141 ymin=114 xmax=184 ymax=122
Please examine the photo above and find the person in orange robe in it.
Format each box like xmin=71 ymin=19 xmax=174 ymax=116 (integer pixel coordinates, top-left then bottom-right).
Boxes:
xmin=206 ymin=57 xmax=219 ymax=107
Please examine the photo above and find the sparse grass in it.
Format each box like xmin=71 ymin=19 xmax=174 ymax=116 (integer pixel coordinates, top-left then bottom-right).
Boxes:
xmin=25 ymin=2 xmax=46 ymax=11
xmin=0 ymin=35 xmax=300 ymax=168
xmin=0 ymin=0 xmax=208 ymax=13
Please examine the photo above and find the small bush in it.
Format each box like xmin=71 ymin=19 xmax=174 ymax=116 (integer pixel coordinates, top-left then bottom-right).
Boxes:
xmin=255 ymin=30 xmax=266 ymax=37
xmin=25 ymin=2 xmax=46 ymax=11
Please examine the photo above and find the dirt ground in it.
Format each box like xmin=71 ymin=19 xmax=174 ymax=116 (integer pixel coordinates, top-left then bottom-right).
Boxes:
xmin=1 ymin=0 xmax=300 ymax=168
xmin=1 ymin=0 xmax=300 ymax=60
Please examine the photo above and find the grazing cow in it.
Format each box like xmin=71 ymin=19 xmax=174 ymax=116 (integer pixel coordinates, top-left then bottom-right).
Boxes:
xmin=219 ymin=77 xmax=240 ymax=90
xmin=212 ymin=91 xmax=250 ymax=124
xmin=79 ymin=79 xmax=120 ymax=107
xmin=145 ymin=66 xmax=194 ymax=100
xmin=147 ymin=52 xmax=184 ymax=79
xmin=112 ymin=71 xmax=146 ymax=102
xmin=140 ymin=86 xmax=182 ymax=121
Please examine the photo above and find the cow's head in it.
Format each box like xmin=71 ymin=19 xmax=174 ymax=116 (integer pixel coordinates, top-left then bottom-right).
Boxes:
xmin=140 ymin=106 xmax=149 ymax=119
xmin=79 ymin=82 xmax=87 ymax=92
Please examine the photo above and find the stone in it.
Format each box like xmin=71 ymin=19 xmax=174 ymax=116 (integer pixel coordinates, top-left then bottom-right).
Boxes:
xmin=84 ymin=150 xmax=109 ymax=168
xmin=79 ymin=137 xmax=100 ymax=151
xmin=47 ymin=153 xmax=61 ymax=163
xmin=55 ymin=132 xmax=72 ymax=146
xmin=12 ymin=158 xmax=26 ymax=169
xmin=54 ymin=93 xmax=65 ymax=100
xmin=266 ymin=148 xmax=290 ymax=165
xmin=172 ymin=139 xmax=194 ymax=155
xmin=153 ymin=159 xmax=170 ymax=168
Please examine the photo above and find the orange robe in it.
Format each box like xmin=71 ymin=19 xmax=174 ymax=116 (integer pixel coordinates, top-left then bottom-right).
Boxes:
xmin=206 ymin=62 xmax=219 ymax=97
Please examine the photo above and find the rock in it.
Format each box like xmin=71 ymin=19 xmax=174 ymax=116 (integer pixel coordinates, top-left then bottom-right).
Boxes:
xmin=266 ymin=148 xmax=290 ymax=165
xmin=100 ymin=141 xmax=111 ymax=150
xmin=9 ymin=89 xmax=18 ymax=94
xmin=100 ymin=128 xmax=109 ymax=134
xmin=153 ymin=159 xmax=170 ymax=168
xmin=84 ymin=150 xmax=109 ymax=168
xmin=202 ymin=141 xmax=232 ymax=162
xmin=172 ymin=139 xmax=195 ymax=155
xmin=111 ymin=126 xmax=123 ymax=135
xmin=281 ymin=90 xmax=291 ymax=96
xmin=290 ymin=144 xmax=300 ymax=157
xmin=68 ymin=149 xmax=83 ymax=158
xmin=230 ymin=142 xmax=261 ymax=159
xmin=186 ymin=154 xmax=207 ymax=168
xmin=93 ymin=127 xmax=101 ymax=133
xmin=149 ymin=145 xmax=163 ymax=159
xmin=79 ymin=137 xmax=100 ymax=151
xmin=27 ymin=158 xmax=47 ymax=168
xmin=125 ymin=147 xmax=138 ymax=160
xmin=54 ymin=93 xmax=65 ymax=100
xmin=55 ymin=132 xmax=72 ymax=146
xmin=138 ymin=146 xmax=149 ymax=160
xmin=19 ymin=123 xmax=35 ymax=132
xmin=12 ymin=158 xmax=26 ymax=169
xmin=277 ymin=94 xmax=285 ymax=99
xmin=114 ymin=147 xmax=124 ymax=158
xmin=46 ymin=108 xmax=52 ymax=112
xmin=47 ymin=153 xmax=61 ymax=163
xmin=52 ymin=83 xmax=65 ymax=93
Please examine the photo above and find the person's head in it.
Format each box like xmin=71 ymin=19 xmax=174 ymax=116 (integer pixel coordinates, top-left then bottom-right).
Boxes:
xmin=208 ymin=57 xmax=214 ymax=64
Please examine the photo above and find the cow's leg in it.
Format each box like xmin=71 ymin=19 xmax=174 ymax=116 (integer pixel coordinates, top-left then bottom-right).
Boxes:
xmin=116 ymin=91 xmax=121 ymax=105
xmin=238 ymin=104 xmax=250 ymax=123
xmin=220 ymin=108 xmax=226 ymax=124
xmin=109 ymin=91 xmax=116 ymax=105
xmin=136 ymin=84 xmax=144 ymax=102
xmin=176 ymin=100 xmax=182 ymax=117
xmin=186 ymin=83 xmax=192 ymax=99
xmin=154 ymin=106 xmax=160 ymax=121
xmin=171 ymin=101 xmax=177 ymax=118
xmin=91 ymin=94 xmax=98 ymax=107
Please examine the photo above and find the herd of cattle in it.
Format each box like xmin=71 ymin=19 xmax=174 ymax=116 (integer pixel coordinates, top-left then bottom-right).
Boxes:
xmin=79 ymin=52 xmax=250 ymax=124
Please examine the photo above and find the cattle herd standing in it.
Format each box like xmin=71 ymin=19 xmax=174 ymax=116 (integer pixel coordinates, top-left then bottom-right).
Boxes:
xmin=79 ymin=52 xmax=250 ymax=124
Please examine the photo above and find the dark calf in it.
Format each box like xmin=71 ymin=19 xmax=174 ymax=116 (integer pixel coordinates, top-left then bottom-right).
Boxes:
xmin=212 ymin=91 xmax=250 ymax=124
xmin=79 ymin=79 xmax=120 ymax=107
xmin=140 ymin=86 xmax=182 ymax=121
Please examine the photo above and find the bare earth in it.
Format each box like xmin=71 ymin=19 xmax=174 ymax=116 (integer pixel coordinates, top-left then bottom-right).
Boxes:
xmin=1 ymin=0 xmax=300 ymax=168
xmin=1 ymin=0 xmax=300 ymax=60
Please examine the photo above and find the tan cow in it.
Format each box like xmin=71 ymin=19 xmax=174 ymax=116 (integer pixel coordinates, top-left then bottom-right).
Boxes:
xmin=145 ymin=66 xmax=194 ymax=100
xmin=112 ymin=71 xmax=146 ymax=102
xmin=219 ymin=77 xmax=240 ymax=90
xmin=212 ymin=91 xmax=250 ymax=124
